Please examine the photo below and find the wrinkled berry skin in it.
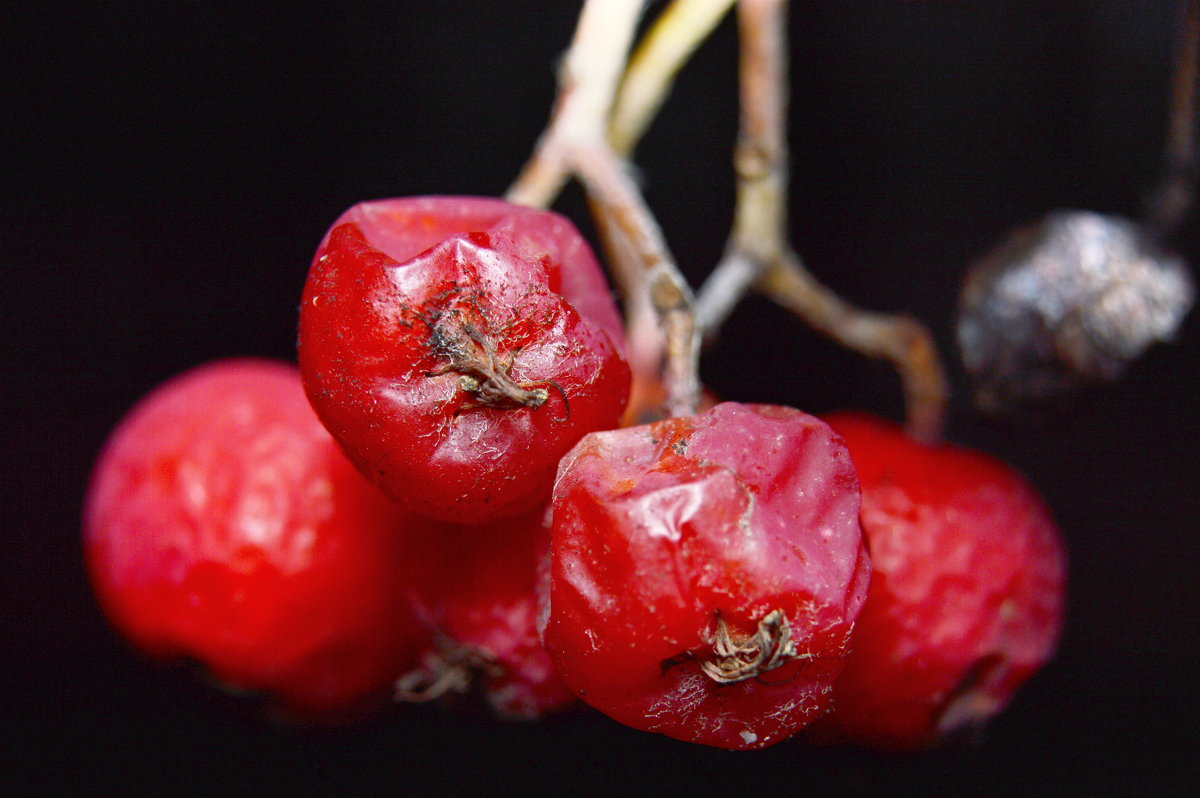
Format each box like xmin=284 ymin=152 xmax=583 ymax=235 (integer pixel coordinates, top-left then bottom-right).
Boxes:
xmin=406 ymin=509 xmax=577 ymax=720
xmin=812 ymin=413 xmax=1067 ymax=751
xmin=542 ymin=403 xmax=870 ymax=750
xmin=298 ymin=197 xmax=630 ymax=523
xmin=84 ymin=359 xmax=431 ymax=717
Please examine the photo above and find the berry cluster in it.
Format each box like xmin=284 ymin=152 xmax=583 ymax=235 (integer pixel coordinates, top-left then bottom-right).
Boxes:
xmin=85 ymin=197 xmax=1066 ymax=751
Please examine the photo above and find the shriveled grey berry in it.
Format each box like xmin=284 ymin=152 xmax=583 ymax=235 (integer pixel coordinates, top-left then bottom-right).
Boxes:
xmin=957 ymin=210 xmax=1194 ymax=413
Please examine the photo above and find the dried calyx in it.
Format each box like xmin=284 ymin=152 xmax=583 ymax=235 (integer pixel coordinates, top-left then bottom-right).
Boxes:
xmin=394 ymin=645 xmax=503 ymax=704
xmin=427 ymin=316 xmax=556 ymax=413
xmin=700 ymin=609 xmax=801 ymax=685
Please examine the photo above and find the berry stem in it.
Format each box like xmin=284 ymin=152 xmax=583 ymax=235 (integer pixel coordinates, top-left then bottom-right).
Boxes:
xmin=506 ymin=0 xmax=644 ymax=211
xmin=1146 ymin=0 xmax=1200 ymax=240
xmin=757 ymin=257 xmax=948 ymax=445
xmin=608 ymin=0 xmax=738 ymax=157
xmin=507 ymin=0 xmax=701 ymax=417
xmin=574 ymin=145 xmax=701 ymax=417
xmin=694 ymin=0 xmax=789 ymax=333
xmin=694 ymin=0 xmax=948 ymax=443
xmin=510 ymin=0 xmax=735 ymax=207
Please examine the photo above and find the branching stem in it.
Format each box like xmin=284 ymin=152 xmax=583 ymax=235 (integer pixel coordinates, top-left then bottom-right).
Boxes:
xmin=573 ymin=145 xmax=701 ymax=417
xmin=695 ymin=0 xmax=948 ymax=443
xmin=1147 ymin=0 xmax=1200 ymax=239
xmin=508 ymin=0 xmax=700 ymax=417
xmin=608 ymin=0 xmax=738 ymax=156
xmin=694 ymin=0 xmax=788 ymax=334
xmin=510 ymin=0 xmax=949 ymax=434
xmin=510 ymin=0 xmax=737 ymax=207
xmin=757 ymin=253 xmax=948 ymax=444
xmin=507 ymin=0 xmax=643 ymax=211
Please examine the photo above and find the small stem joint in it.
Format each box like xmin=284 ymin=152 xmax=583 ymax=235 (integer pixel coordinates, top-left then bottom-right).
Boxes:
xmin=733 ymin=139 xmax=771 ymax=181
xmin=650 ymin=269 xmax=691 ymax=315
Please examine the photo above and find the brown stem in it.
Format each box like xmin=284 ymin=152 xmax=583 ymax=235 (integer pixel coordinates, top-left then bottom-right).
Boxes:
xmin=511 ymin=0 xmax=736 ymax=211
xmin=695 ymin=0 xmax=788 ymax=333
xmin=1147 ymin=0 xmax=1200 ymax=239
xmin=758 ymin=252 xmax=948 ymax=444
xmin=507 ymin=0 xmax=701 ymax=418
xmin=587 ymin=193 xmax=664 ymax=392
xmin=609 ymin=0 xmax=737 ymax=156
xmin=506 ymin=0 xmax=645 ymax=210
xmin=695 ymin=0 xmax=947 ymax=442
xmin=573 ymin=145 xmax=700 ymax=417
xmin=731 ymin=0 xmax=788 ymax=259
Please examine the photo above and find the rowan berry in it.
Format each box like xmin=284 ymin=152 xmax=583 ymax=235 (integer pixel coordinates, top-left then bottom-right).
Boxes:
xmin=84 ymin=359 xmax=432 ymax=717
xmin=541 ymin=403 xmax=870 ymax=749
xmin=298 ymin=196 xmax=630 ymax=523
xmin=811 ymin=412 xmax=1067 ymax=750
xmin=397 ymin=507 xmax=576 ymax=720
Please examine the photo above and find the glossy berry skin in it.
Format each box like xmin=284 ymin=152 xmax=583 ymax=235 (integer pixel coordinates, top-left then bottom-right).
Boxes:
xmin=298 ymin=196 xmax=630 ymax=523
xmin=84 ymin=359 xmax=432 ymax=717
xmin=813 ymin=413 xmax=1067 ymax=751
xmin=542 ymin=403 xmax=870 ymax=750
xmin=401 ymin=508 xmax=576 ymax=720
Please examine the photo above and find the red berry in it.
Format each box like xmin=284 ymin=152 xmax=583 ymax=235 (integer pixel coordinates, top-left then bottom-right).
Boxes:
xmin=83 ymin=359 xmax=432 ymax=717
xmin=298 ymin=196 xmax=631 ymax=523
xmin=812 ymin=412 xmax=1067 ymax=751
xmin=397 ymin=507 xmax=576 ymax=720
xmin=541 ymin=403 xmax=870 ymax=750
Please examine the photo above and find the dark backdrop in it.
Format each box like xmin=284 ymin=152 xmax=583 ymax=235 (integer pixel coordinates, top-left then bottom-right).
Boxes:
xmin=3 ymin=1 xmax=1198 ymax=794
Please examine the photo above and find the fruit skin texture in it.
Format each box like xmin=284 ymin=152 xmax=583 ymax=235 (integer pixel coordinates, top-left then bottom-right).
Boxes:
xmin=541 ymin=402 xmax=870 ymax=750
xmin=402 ymin=508 xmax=577 ymax=720
xmin=298 ymin=196 xmax=630 ymax=524
xmin=813 ymin=412 xmax=1067 ymax=751
xmin=83 ymin=359 xmax=431 ymax=717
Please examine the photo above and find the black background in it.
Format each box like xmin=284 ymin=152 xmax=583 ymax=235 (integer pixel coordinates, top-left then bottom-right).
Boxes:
xmin=4 ymin=1 xmax=1199 ymax=794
